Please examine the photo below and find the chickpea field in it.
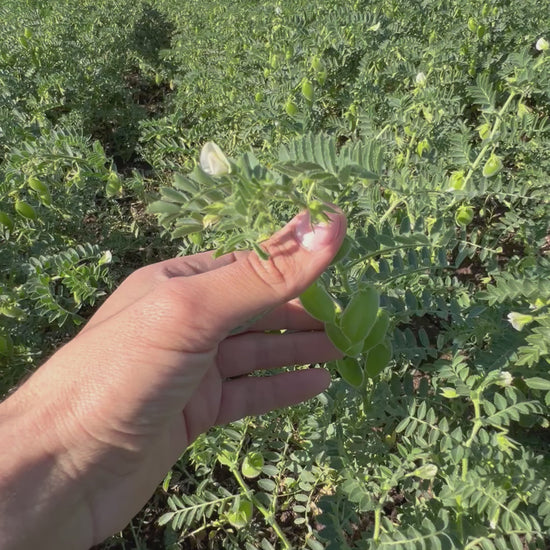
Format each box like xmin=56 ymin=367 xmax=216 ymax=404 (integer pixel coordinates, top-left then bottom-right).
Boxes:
xmin=1 ymin=0 xmax=550 ymax=548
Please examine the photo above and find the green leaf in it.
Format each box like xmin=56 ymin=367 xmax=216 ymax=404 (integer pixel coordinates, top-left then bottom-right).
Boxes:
xmin=469 ymin=73 xmax=496 ymax=111
xmin=162 ymin=470 xmax=173 ymax=492
xmin=161 ymin=187 xmax=191 ymax=203
xmin=524 ymin=377 xmax=550 ymax=391
xmin=226 ymin=498 xmax=253 ymax=529
xmin=257 ymin=478 xmax=277 ymax=492
xmin=509 ymin=533 xmax=522 ymax=550
xmin=158 ymin=512 xmax=175 ymax=526
xmin=173 ymin=173 xmax=198 ymax=193
xmin=338 ymin=163 xmax=378 ymax=182
xmin=147 ymin=201 xmax=182 ymax=215
xmin=241 ymin=452 xmax=264 ymax=479
xmin=171 ymin=222 xmax=204 ymax=238
xmin=411 ymin=464 xmax=438 ymax=479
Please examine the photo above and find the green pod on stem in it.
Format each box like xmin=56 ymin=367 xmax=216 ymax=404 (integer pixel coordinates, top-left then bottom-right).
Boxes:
xmin=336 ymin=357 xmax=364 ymax=388
xmin=341 ymin=286 xmax=379 ymax=345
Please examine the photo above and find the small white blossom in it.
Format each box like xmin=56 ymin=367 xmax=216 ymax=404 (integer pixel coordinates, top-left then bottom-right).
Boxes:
xmin=507 ymin=312 xmax=534 ymax=331
xmin=536 ymin=37 xmax=549 ymax=51
xmin=415 ymin=72 xmax=427 ymax=86
xmin=495 ymin=371 xmax=513 ymax=387
xmin=199 ymin=142 xmax=231 ymax=176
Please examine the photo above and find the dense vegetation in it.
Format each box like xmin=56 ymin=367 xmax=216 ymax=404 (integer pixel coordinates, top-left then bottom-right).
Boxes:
xmin=1 ymin=0 xmax=549 ymax=548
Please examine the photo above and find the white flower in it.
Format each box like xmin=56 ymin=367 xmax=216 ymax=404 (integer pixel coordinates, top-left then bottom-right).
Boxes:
xmin=495 ymin=371 xmax=513 ymax=387
xmin=415 ymin=72 xmax=427 ymax=86
xmin=507 ymin=312 xmax=534 ymax=331
xmin=536 ymin=37 xmax=549 ymax=51
xmin=199 ymin=142 xmax=231 ymax=176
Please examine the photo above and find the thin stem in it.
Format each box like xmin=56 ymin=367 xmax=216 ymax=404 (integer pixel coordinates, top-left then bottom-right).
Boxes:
xmin=462 ymin=397 xmax=482 ymax=482
xmin=464 ymin=398 xmax=482 ymax=449
xmin=373 ymin=507 xmax=382 ymax=541
xmin=347 ymin=243 xmax=422 ymax=270
xmin=456 ymin=502 xmax=464 ymax=545
xmin=462 ymin=91 xmax=517 ymax=189
xmin=375 ymin=124 xmax=391 ymax=140
xmin=270 ymin=421 xmax=293 ymax=519
xmin=306 ymin=179 xmax=316 ymax=204
xmin=231 ymin=467 xmax=292 ymax=549
xmin=456 ymin=239 xmax=502 ymax=255
xmin=403 ymin=131 xmax=417 ymax=167
xmin=383 ymin=265 xmax=451 ymax=285
xmin=379 ymin=198 xmax=407 ymax=225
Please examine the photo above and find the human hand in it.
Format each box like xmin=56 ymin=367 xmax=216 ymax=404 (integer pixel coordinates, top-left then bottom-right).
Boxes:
xmin=0 ymin=208 xmax=346 ymax=549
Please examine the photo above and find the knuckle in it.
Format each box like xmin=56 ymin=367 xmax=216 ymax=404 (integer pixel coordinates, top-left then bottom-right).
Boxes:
xmin=245 ymin=245 xmax=299 ymax=298
xmin=137 ymin=278 xmax=214 ymax=350
xmin=125 ymin=264 xmax=158 ymax=287
xmin=154 ymin=277 xmax=195 ymax=317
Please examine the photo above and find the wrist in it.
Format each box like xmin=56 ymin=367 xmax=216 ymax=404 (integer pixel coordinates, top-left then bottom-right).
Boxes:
xmin=0 ymin=383 xmax=94 ymax=550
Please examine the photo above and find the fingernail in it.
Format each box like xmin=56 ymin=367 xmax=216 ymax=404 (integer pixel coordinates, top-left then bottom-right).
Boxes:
xmin=295 ymin=211 xmax=340 ymax=251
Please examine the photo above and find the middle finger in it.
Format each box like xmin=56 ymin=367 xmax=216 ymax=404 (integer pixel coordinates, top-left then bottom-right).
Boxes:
xmin=217 ymin=330 xmax=342 ymax=379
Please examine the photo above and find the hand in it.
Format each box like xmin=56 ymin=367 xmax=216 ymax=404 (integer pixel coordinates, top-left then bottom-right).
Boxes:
xmin=0 ymin=208 xmax=346 ymax=549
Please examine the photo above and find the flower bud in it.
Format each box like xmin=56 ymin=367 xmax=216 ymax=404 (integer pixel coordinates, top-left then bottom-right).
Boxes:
xmin=536 ymin=37 xmax=549 ymax=51
xmin=415 ymin=72 xmax=427 ymax=86
xmin=495 ymin=371 xmax=513 ymax=387
xmin=199 ymin=142 xmax=231 ymax=177
xmin=507 ymin=312 xmax=534 ymax=331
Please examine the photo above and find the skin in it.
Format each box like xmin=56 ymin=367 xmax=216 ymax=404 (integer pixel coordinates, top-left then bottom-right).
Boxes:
xmin=0 ymin=209 xmax=346 ymax=550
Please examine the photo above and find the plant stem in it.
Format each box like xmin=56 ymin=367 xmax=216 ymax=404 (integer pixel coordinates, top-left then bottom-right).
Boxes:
xmin=231 ymin=467 xmax=292 ymax=549
xmin=373 ymin=507 xmax=382 ymax=541
xmin=462 ymin=396 xmax=482 ymax=481
xmin=379 ymin=197 xmax=407 ymax=225
xmin=456 ymin=502 xmax=464 ymax=545
xmin=462 ymin=91 xmax=516 ymax=189
xmin=346 ymin=243 xmax=423 ymax=270
xmin=459 ymin=395 xmax=483 ymax=540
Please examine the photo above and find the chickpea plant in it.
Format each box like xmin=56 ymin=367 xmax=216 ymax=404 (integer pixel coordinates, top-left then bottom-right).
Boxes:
xmin=148 ymin=23 xmax=550 ymax=543
xmin=3 ymin=0 xmax=550 ymax=548
xmin=150 ymin=116 xmax=550 ymax=547
xmin=149 ymin=136 xmax=395 ymax=387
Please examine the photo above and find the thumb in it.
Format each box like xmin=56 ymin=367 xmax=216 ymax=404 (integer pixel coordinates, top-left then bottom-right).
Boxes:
xmin=183 ymin=208 xmax=346 ymax=340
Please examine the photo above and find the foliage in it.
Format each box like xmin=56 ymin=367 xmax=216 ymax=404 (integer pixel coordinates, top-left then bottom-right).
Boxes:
xmin=0 ymin=0 xmax=176 ymax=396
xmin=1 ymin=0 xmax=550 ymax=548
xmin=0 ymin=0 xmax=174 ymax=161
